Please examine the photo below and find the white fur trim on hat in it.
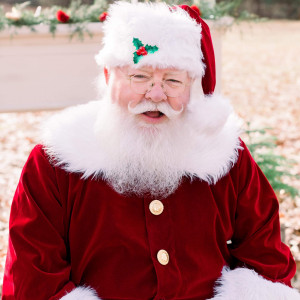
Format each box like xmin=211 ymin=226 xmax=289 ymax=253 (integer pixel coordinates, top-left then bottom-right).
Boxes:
xmin=209 ymin=267 xmax=300 ymax=300
xmin=95 ymin=1 xmax=204 ymax=78
xmin=60 ymin=286 xmax=101 ymax=300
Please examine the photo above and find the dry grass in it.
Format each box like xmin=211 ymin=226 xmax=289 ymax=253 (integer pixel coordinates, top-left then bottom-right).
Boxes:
xmin=222 ymin=20 xmax=300 ymax=288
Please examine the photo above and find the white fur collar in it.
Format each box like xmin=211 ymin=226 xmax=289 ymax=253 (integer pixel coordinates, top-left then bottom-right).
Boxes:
xmin=42 ymin=94 xmax=242 ymax=185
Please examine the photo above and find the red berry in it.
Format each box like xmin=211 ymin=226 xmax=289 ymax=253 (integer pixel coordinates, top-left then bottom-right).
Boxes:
xmin=56 ymin=10 xmax=70 ymax=23
xmin=99 ymin=12 xmax=108 ymax=22
xmin=136 ymin=46 xmax=148 ymax=56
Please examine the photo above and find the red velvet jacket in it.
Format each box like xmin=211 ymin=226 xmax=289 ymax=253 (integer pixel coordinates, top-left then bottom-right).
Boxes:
xmin=2 ymin=142 xmax=296 ymax=300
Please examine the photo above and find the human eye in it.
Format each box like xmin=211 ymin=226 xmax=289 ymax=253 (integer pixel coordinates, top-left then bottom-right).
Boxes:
xmin=130 ymin=74 xmax=151 ymax=82
xmin=165 ymin=78 xmax=184 ymax=87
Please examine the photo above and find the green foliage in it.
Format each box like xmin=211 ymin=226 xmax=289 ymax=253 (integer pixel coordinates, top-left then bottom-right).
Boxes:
xmin=0 ymin=6 xmax=6 ymax=31
xmin=192 ymin=0 xmax=257 ymax=20
xmin=145 ymin=44 xmax=159 ymax=54
xmin=261 ymin=0 xmax=300 ymax=4
xmin=133 ymin=38 xmax=144 ymax=50
xmin=195 ymin=0 xmax=242 ymax=19
xmin=0 ymin=0 xmax=257 ymax=39
xmin=245 ymin=124 xmax=299 ymax=198
xmin=0 ymin=0 xmax=109 ymax=39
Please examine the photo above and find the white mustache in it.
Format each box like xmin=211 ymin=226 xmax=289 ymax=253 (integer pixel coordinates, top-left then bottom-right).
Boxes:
xmin=128 ymin=100 xmax=183 ymax=119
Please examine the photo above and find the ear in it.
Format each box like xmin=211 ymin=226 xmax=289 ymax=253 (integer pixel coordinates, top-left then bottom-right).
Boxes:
xmin=104 ymin=67 xmax=110 ymax=85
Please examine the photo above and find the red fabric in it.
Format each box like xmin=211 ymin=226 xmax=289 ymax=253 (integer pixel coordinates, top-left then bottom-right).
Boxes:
xmin=179 ymin=5 xmax=216 ymax=95
xmin=190 ymin=5 xmax=201 ymax=17
xmin=2 ymin=142 xmax=296 ymax=300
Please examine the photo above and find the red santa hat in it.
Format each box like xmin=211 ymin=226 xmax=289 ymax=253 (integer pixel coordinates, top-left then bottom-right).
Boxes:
xmin=95 ymin=1 xmax=216 ymax=95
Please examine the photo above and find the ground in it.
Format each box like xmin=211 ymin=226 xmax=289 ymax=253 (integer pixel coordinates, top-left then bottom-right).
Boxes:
xmin=0 ymin=20 xmax=299 ymax=295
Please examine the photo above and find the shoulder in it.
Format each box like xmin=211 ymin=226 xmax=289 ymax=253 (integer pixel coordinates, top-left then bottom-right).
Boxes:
xmin=229 ymin=138 xmax=277 ymax=200
xmin=225 ymin=139 xmax=257 ymax=188
xmin=236 ymin=139 xmax=255 ymax=164
xmin=23 ymin=144 xmax=54 ymax=173
xmin=230 ymin=139 xmax=257 ymax=174
xmin=234 ymin=139 xmax=263 ymax=179
xmin=22 ymin=144 xmax=77 ymax=185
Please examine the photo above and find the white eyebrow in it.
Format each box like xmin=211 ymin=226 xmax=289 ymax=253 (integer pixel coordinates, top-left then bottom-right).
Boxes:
xmin=165 ymin=72 xmax=191 ymax=82
xmin=131 ymin=68 xmax=152 ymax=72
xmin=165 ymin=71 xmax=186 ymax=76
xmin=128 ymin=70 xmax=152 ymax=76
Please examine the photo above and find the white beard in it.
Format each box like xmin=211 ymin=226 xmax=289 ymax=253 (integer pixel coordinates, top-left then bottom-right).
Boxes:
xmin=94 ymin=97 xmax=192 ymax=198
xmin=42 ymin=84 xmax=241 ymax=198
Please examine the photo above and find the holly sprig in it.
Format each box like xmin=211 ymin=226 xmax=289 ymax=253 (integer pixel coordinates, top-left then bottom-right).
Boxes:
xmin=133 ymin=38 xmax=159 ymax=64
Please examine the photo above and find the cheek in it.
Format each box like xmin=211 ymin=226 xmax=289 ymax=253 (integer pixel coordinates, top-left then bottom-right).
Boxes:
xmin=111 ymin=84 xmax=144 ymax=108
xmin=168 ymin=92 xmax=190 ymax=111
xmin=110 ymin=82 xmax=129 ymax=107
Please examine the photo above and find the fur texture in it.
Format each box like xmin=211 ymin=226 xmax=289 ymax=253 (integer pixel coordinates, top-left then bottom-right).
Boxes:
xmin=60 ymin=286 xmax=100 ymax=300
xmin=95 ymin=1 xmax=204 ymax=78
xmin=42 ymin=92 xmax=242 ymax=197
xmin=209 ymin=267 xmax=300 ymax=300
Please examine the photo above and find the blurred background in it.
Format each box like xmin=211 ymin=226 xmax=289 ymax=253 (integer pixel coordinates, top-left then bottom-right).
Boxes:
xmin=1 ymin=0 xmax=300 ymax=18
xmin=0 ymin=0 xmax=299 ymax=296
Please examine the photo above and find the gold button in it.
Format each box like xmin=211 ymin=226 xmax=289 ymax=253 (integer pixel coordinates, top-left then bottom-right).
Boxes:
xmin=149 ymin=200 xmax=164 ymax=215
xmin=157 ymin=249 xmax=169 ymax=265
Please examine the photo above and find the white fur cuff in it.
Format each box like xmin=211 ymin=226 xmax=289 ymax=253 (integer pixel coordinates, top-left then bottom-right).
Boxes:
xmin=60 ymin=286 xmax=101 ymax=300
xmin=209 ymin=267 xmax=300 ymax=300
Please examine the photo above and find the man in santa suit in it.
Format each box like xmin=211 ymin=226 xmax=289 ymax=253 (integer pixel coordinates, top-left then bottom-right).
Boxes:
xmin=2 ymin=2 xmax=299 ymax=300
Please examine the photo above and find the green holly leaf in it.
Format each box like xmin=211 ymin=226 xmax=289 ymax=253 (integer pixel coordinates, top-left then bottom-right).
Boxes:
xmin=145 ymin=44 xmax=159 ymax=54
xmin=133 ymin=52 xmax=142 ymax=64
xmin=133 ymin=38 xmax=144 ymax=50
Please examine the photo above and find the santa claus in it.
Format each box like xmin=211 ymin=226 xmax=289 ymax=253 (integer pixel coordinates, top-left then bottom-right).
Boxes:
xmin=2 ymin=2 xmax=299 ymax=300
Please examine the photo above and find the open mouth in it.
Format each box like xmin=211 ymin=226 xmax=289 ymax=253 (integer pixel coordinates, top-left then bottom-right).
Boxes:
xmin=142 ymin=111 xmax=165 ymax=118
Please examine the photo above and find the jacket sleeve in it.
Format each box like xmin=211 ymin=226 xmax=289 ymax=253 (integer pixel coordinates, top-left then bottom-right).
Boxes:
xmin=211 ymin=141 xmax=298 ymax=299
xmin=1 ymin=145 xmax=99 ymax=300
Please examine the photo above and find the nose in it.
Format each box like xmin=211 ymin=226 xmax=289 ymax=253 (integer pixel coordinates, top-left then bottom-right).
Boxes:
xmin=145 ymin=81 xmax=167 ymax=102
